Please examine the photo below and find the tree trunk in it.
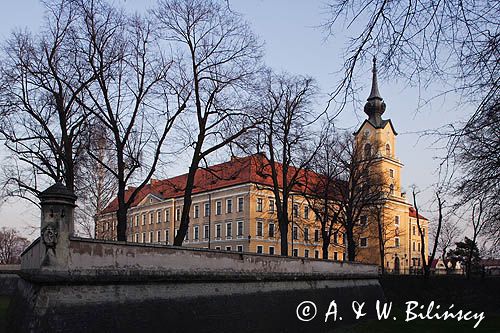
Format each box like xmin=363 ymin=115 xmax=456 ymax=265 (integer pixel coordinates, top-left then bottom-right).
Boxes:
xmin=174 ymin=162 xmax=199 ymax=246
xmin=346 ymin=224 xmax=356 ymax=261
xmin=280 ymin=220 xmax=289 ymax=256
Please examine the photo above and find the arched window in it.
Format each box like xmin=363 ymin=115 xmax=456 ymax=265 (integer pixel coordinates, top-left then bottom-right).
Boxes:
xmin=385 ymin=143 xmax=391 ymax=156
xmin=389 ymin=184 xmax=394 ymax=195
xmin=364 ymin=143 xmax=372 ymax=158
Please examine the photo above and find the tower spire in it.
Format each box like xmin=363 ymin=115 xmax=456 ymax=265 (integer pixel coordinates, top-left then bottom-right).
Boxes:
xmin=363 ymin=56 xmax=386 ymax=124
xmin=367 ymin=56 xmax=382 ymax=101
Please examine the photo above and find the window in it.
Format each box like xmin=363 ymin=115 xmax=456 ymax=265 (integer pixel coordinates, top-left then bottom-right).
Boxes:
xmin=256 ymin=198 xmax=263 ymax=212
xmin=165 ymin=209 xmax=170 ymax=222
xmin=237 ymin=221 xmax=243 ymax=237
xmin=421 ymin=228 xmax=425 ymax=236
xmin=135 ymin=215 xmax=139 ymax=227
xmin=269 ymin=246 xmax=275 ymax=255
xmin=142 ymin=214 xmax=146 ymax=226
xmin=134 ymin=233 xmax=139 ymax=242
xmin=364 ymin=143 xmax=372 ymax=158
xmin=304 ymin=206 xmax=309 ymax=219
xmin=215 ymin=224 xmax=221 ymax=239
xmin=360 ymin=237 xmax=368 ymax=247
xmin=176 ymin=208 xmax=181 ymax=221
xmin=204 ymin=203 xmax=210 ymax=217
xmin=360 ymin=215 xmax=367 ymax=226
xmin=149 ymin=231 xmax=154 ymax=243
xmin=314 ymin=250 xmax=319 ymax=259
xmin=412 ymin=242 xmax=416 ymax=251
xmin=215 ymin=246 xmax=221 ymax=250
xmin=418 ymin=243 xmax=421 ymax=251
xmin=293 ymin=226 xmax=298 ymax=240
xmin=194 ymin=226 xmax=199 ymax=240
xmin=268 ymin=223 xmax=275 ymax=238
xmin=333 ymin=232 xmax=338 ymax=244
xmin=293 ymin=204 xmax=299 ymax=218
xmin=237 ymin=197 xmax=244 ymax=212
xmin=293 ymin=249 xmax=298 ymax=257
xmin=343 ymin=253 xmax=346 ymax=261
xmin=185 ymin=228 xmax=189 ymax=241
xmin=194 ymin=205 xmax=199 ymax=218
xmin=304 ymin=249 xmax=309 ymax=258
xmin=314 ymin=230 xmax=320 ymax=242
xmin=394 ymin=215 xmax=400 ymax=226
xmin=386 ymin=143 xmax=391 ymax=156
xmin=237 ymin=245 xmax=243 ymax=252
xmin=225 ymin=246 xmax=232 ymax=251
xmin=204 ymin=225 xmax=209 ymax=240
xmin=157 ymin=211 xmax=162 ymax=224
xmin=395 ymin=237 xmax=400 ymax=248
xmin=413 ymin=225 xmax=416 ymax=235
xmin=334 ymin=252 xmax=338 ymax=261
xmin=389 ymin=184 xmax=394 ymax=195
xmin=142 ymin=232 xmax=146 ymax=243
xmin=226 ymin=222 xmax=232 ymax=238
xmin=269 ymin=199 xmax=275 ymax=212
xmin=165 ymin=229 xmax=169 ymax=244
xmin=157 ymin=230 xmax=161 ymax=242
xmin=226 ymin=199 xmax=232 ymax=214
xmin=342 ymin=233 xmax=347 ymax=245
xmin=256 ymin=221 xmax=263 ymax=237
xmin=150 ymin=212 xmax=154 ymax=224
xmin=304 ymin=227 xmax=309 ymax=241
xmin=257 ymin=245 xmax=263 ymax=254
xmin=216 ymin=201 xmax=222 ymax=215
xmin=389 ymin=169 xmax=394 ymax=178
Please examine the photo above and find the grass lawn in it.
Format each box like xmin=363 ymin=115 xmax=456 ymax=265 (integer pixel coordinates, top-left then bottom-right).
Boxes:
xmin=0 ymin=296 xmax=11 ymax=332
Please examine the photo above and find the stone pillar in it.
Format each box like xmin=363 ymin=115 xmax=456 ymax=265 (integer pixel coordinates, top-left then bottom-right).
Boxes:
xmin=39 ymin=182 xmax=77 ymax=268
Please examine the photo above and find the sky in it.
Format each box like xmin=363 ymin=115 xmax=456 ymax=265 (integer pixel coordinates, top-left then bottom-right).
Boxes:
xmin=0 ymin=0 xmax=471 ymax=239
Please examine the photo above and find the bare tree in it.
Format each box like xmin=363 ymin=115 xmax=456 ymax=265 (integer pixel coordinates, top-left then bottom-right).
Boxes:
xmin=153 ymin=0 xmax=264 ymax=246
xmin=74 ymin=122 xmax=117 ymax=238
xmin=370 ymin=202 xmax=400 ymax=275
xmin=0 ymin=0 xmax=95 ymax=200
xmin=329 ymin=132 xmax=387 ymax=261
xmin=302 ymin=125 xmax=343 ymax=259
xmin=322 ymin=1 xmax=498 ymax=115
xmin=435 ymin=211 xmax=462 ymax=273
xmin=322 ymin=1 xmax=499 ymax=256
xmin=78 ymin=0 xmax=189 ymax=241
xmin=454 ymin=100 xmax=499 ymax=252
xmin=412 ymin=188 xmax=444 ymax=278
xmin=0 ymin=227 xmax=30 ymax=264
xmin=466 ymin=199 xmax=488 ymax=279
xmin=250 ymin=72 xmax=319 ymax=256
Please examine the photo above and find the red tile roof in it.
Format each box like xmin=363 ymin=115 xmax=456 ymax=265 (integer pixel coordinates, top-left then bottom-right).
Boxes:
xmin=101 ymin=154 xmax=322 ymax=214
xmin=409 ymin=207 xmax=428 ymax=220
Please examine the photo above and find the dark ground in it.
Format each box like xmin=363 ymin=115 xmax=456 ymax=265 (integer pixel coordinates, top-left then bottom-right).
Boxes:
xmin=1 ymin=275 xmax=499 ymax=332
xmin=336 ymin=276 xmax=500 ymax=332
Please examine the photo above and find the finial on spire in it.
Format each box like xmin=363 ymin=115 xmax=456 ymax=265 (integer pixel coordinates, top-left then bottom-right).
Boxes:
xmin=367 ymin=56 xmax=382 ymax=101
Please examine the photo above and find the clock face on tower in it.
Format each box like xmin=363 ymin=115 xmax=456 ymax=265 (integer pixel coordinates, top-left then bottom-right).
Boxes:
xmin=363 ymin=129 xmax=370 ymax=138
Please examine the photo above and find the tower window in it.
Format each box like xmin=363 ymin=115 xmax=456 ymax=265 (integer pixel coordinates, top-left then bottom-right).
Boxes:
xmin=386 ymin=143 xmax=391 ymax=156
xmin=364 ymin=143 xmax=372 ymax=158
xmin=389 ymin=184 xmax=394 ymax=195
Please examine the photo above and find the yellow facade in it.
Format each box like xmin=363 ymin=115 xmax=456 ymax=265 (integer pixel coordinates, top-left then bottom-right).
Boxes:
xmin=96 ymin=59 xmax=429 ymax=271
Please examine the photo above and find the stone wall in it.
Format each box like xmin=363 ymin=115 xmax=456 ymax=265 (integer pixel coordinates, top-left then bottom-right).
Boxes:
xmin=11 ymin=237 xmax=384 ymax=332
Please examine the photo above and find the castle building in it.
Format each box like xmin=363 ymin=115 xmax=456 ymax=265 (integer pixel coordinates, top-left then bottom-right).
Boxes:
xmin=96 ymin=59 xmax=429 ymax=271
